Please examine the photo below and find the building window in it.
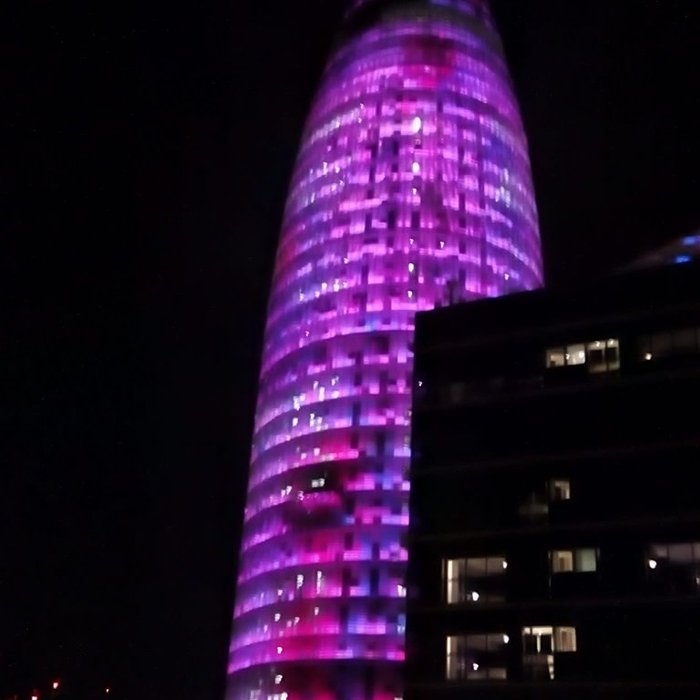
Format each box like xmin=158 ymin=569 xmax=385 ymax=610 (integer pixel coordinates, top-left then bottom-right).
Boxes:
xmin=546 ymin=345 xmax=584 ymax=367
xmin=649 ymin=542 xmax=700 ymax=565
xmin=546 ymin=347 xmax=566 ymax=367
xmin=522 ymin=626 xmax=577 ymax=680
xmin=546 ymin=340 xmax=620 ymax=372
xmin=566 ymin=344 xmax=586 ymax=365
xmin=550 ymin=548 xmax=597 ymax=574
xmin=445 ymin=556 xmax=507 ymax=604
xmin=639 ymin=327 xmax=700 ymax=361
xmin=446 ymin=634 xmax=508 ymax=680
xmin=518 ymin=491 xmax=549 ymax=522
xmin=554 ymin=626 xmax=577 ymax=652
xmin=586 ymin=339 xmax=620 ymax=373
xmin=549 ymin=479 xmax=571 ymax=501
xmin=647 ymin=542 xmax=700 ymax=593
xmin=448 ymin=382 xmax=466 ymax=404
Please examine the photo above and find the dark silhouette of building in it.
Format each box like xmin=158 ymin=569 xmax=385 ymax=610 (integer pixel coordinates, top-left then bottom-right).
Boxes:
xmin=406 ymin=251 xmax=700 ymax=699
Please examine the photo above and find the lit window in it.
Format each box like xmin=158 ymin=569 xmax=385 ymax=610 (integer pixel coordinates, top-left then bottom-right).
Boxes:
xmin=550 ymin=551 xmax=573 ymax=573
xmin=650 ymin=542 xmax=700 ymax=564
xmin=446 ymin=634 xmax=508 ymax=680
xmin=555 ymin=626 xmax=577 ymax=652
xmin=647 ymin=542 xmax=700 ymax=592
xmin=550 ymin=548 xmax=597 ymax=574
xmin=566 ymin=344 xmax=586 ymax=366
xmin=522 ymin=626 xmax=577 ymax=681
xmin=445 ymin=556 xmax=507 ymax=604
xmin=586 ymin=339 xmax=620 ymax=373
xmin=522 ymin=625 xmax=578 ymax=652
xmin=545 ymin=347 xmax=565 ymax=367
xmin=549 ymin=479 xmax=571 ymax=502
xmin=547 ymin=341 xmax=619 ymax=371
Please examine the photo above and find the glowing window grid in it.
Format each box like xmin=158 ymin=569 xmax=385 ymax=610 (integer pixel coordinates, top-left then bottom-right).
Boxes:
xmin=227 ymin=1 xmax=542 ymax=698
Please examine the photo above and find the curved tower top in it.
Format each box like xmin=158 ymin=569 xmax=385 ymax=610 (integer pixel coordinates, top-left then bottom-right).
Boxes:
xmin=346 ymin=0 xmax=491 ymax=15
xmin=227 ymin=0 xmax=542 ymax=698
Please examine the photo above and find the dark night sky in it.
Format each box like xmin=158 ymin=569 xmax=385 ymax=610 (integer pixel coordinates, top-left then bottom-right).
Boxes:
xmin=5 ymin=1 xmax=700 ymax=698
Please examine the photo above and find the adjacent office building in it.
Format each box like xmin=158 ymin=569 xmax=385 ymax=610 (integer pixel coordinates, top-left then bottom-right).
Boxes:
xmin=406 ymin=247 xmax=700 ymax=699
xmin=226 ymin=1 xmax=542 ymax=697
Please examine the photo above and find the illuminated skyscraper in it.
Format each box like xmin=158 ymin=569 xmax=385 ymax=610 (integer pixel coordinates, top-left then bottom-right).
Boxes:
xmin=227 ymin=1 xmax=543 ymax=698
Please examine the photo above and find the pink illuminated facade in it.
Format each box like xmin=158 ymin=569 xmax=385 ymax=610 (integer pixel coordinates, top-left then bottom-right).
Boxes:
xmin=227 ymin=1 xmax=542 ymax=698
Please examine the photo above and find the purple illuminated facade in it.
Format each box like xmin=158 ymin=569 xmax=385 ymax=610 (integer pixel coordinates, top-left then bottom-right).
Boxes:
xmin=227 ymin=1 xmax=542 ymax=698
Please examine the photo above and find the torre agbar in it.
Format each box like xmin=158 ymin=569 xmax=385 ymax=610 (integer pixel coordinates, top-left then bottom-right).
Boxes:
xmin=227 ymin=1 xmax=543 ymax=698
